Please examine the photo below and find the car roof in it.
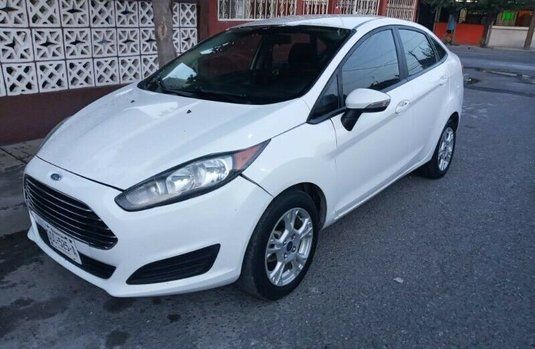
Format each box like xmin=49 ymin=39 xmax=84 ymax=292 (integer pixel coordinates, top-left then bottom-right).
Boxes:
xmin=234 ymin=15 xmax=382 ymax=30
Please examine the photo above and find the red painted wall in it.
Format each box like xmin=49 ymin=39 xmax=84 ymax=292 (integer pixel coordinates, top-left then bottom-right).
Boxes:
xmin=209 ymin=19 xmax=248 ymax=36
xmin=0 ymin=85 xmax=121 ymax=144
xmin=378 ymin=0 xmax=389 ymax=16
xmin=199 ymin=0 xmax=248 ymax=40
xmin=434 ymin=22 xmax=485 ymax=46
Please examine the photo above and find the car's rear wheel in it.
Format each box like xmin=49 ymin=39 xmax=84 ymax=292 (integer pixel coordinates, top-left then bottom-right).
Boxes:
xmin=238 ymin=190 xmax=319 ymax=300
xmin=417 ymin=121 xmax=456 ymax=179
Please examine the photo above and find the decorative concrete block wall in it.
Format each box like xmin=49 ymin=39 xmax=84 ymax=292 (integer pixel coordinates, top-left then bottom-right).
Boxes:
xmin=0 ymin=0 xmax=198 ymax=97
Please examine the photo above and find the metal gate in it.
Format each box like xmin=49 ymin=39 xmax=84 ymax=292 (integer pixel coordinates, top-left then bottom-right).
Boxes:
xmin=386 ymin=0 xmax=417 ymax=21
xmin=337 ymin=0 xmax=379 ymax=15
xmin=303 ymin=0 xmax=330 ymax=14
xmin=218 ymin=0 xmax=331 ymax=19
xmin=219 ymin=0 xmax=297 ymax=19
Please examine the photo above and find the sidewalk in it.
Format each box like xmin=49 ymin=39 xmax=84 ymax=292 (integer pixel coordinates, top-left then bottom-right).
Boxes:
xmin=0 ymin=139 xmax=41 ymax=237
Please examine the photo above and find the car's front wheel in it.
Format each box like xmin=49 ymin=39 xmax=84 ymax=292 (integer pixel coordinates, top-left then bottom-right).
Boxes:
xmin=238 ymin=190 xmax=319 ymax=300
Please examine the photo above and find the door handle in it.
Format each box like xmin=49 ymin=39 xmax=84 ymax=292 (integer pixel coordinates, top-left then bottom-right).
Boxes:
xmin=395 ymin=100 xmax=410 ymax=114
xmin=439 ymin=75 xmax=449 ymax=85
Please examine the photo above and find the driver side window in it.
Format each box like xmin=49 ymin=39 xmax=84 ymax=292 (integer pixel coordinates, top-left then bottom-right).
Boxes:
xmin=341 ymin=30 xmax=401 ymax=100
xmin=310 ymin=75 xmax=340 ymax=119
xmin=310 ymin=29 xmax=401 ymax=120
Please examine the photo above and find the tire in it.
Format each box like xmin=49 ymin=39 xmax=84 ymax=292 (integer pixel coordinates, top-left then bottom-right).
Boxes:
xmin=238 ymin=190 xmax=319 ymax=300
xmin=417 ymin=121 xmax=456 ymax=179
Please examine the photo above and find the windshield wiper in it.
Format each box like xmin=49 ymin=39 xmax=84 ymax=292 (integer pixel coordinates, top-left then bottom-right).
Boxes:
xmin=150 ymin=76 xmax=189 ymax=97
xmin=148 ymin=77 xmax=249 ymax=103
xmin=184 ymin=86 xmax=249 ymax=104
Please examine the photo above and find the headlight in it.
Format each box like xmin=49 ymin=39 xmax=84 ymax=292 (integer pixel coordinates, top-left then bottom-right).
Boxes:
xmin=115 ymin=140 xmax=269 ymax=211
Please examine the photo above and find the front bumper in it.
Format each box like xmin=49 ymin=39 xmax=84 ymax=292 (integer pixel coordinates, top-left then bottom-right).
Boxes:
xmin=25 ymin=157 xmax=272 ymax=297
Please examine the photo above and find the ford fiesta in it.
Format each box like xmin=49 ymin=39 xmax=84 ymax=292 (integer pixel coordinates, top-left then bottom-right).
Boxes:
xmin=24 ymin=16 xmax=463 ymax=300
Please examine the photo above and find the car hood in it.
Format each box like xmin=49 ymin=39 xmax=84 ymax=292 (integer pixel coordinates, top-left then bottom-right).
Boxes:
xmin=38 ymin=85 xmax=309 ymax=189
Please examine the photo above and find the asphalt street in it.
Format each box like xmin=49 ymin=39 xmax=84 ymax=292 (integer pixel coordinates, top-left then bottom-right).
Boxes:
xmin=1 ymin=47 xmax=534 ymax=348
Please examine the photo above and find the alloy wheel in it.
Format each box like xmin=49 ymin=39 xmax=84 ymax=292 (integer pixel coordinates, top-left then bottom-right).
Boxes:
xmin=438 ymin=126 xmax=455 ymax=171
xmin=264 ymin=208 xmax=314 ymax=286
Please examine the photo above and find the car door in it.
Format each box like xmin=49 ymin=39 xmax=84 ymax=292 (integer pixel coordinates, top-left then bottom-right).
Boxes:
xmin=325 ymin=28 xmax=416 ymax=217
xmin=396 ymin=28 xmax=449 ymax=156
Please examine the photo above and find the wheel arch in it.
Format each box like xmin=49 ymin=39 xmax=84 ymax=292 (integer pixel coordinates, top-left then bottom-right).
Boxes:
xmin=274 ymin=182 xmax=328 ymax=230
xmin=423 ymin=107 xmax=461 ymax=163
xmin=449 ymin=111 xmax=460 ymax=130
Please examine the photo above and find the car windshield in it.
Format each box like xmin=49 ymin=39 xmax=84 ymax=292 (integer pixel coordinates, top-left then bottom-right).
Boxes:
xmin=139 ymin=25 xmax=351 ymax=104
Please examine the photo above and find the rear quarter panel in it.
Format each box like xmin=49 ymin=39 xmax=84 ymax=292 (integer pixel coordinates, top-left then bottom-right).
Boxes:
xmin=449 ymin=52 xmax=464 ymax=118
xmin=422 ymin=51 xmax=464 ymax=161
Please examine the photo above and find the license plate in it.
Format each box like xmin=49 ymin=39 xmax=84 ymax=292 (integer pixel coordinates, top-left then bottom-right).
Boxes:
xmin=45 ymin=224 xmax=82 ymax=264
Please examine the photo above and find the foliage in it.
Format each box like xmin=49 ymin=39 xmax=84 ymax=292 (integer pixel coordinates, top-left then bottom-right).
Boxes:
xmin=423 ymin=0 xmax=457 ymax=11
xmin=424 ymin=0 xmax=535 ymax=12
xmin=467 ymin=0 xmax=534 ymax=13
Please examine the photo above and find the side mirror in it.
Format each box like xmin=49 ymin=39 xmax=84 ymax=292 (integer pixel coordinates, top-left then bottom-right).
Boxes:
xmin=341 ymin=88 xmax=391 ymax=131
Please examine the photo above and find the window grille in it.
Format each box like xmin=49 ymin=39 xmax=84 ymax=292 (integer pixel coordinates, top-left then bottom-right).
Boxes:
xmin=336 ymin=0 xmax=379 ymax=15
xmin=386 ymin=0 xmax=417 ymax=21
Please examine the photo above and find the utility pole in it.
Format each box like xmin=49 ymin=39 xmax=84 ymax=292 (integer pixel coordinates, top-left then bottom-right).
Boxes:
xmin=524 ymin=9 xmax=535 ymax=50
xmin=153 ymin=0 xmax=176 ymax=66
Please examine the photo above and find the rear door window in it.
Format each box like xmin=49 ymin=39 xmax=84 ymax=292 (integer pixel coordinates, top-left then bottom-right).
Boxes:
xmin=398 ymin=29 xmax=437 ymax=76
xmin=431 ymin=38 xmax=447 ymax=61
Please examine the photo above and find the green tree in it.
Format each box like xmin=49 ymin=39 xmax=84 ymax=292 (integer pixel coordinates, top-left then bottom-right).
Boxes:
xmin=424 ymin=0 xmax=457 ymax=11
xmin=423 ymin=0 xmax=459 ymax=32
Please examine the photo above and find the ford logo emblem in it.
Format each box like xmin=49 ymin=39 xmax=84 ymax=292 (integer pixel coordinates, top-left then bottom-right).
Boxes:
xmin=50 ymin=173 xmax=62 ymax=181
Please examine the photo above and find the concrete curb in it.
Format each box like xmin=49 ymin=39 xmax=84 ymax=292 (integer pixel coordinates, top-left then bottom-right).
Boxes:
xmin=0 ymin=139 xmax=42 ymax=237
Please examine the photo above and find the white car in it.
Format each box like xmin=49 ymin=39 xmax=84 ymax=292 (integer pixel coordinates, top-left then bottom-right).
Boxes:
xmin=24 ymin=15 xmax=463 ymax=300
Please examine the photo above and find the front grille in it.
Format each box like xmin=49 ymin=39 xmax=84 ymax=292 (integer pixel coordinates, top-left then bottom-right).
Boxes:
xmin=24 ymin=175 xmax=117 ymax=249
xmin=127 ymin=244 xmax=220 ymax=285
xmin=37 ymin=224 xmax=116 ymax=279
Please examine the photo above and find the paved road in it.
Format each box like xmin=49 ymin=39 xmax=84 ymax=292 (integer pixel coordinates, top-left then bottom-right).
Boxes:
xmin=450 ymin=45 xmax=535 ymax=76
xmin=1 ymin=49 xmax=534 ymax=348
